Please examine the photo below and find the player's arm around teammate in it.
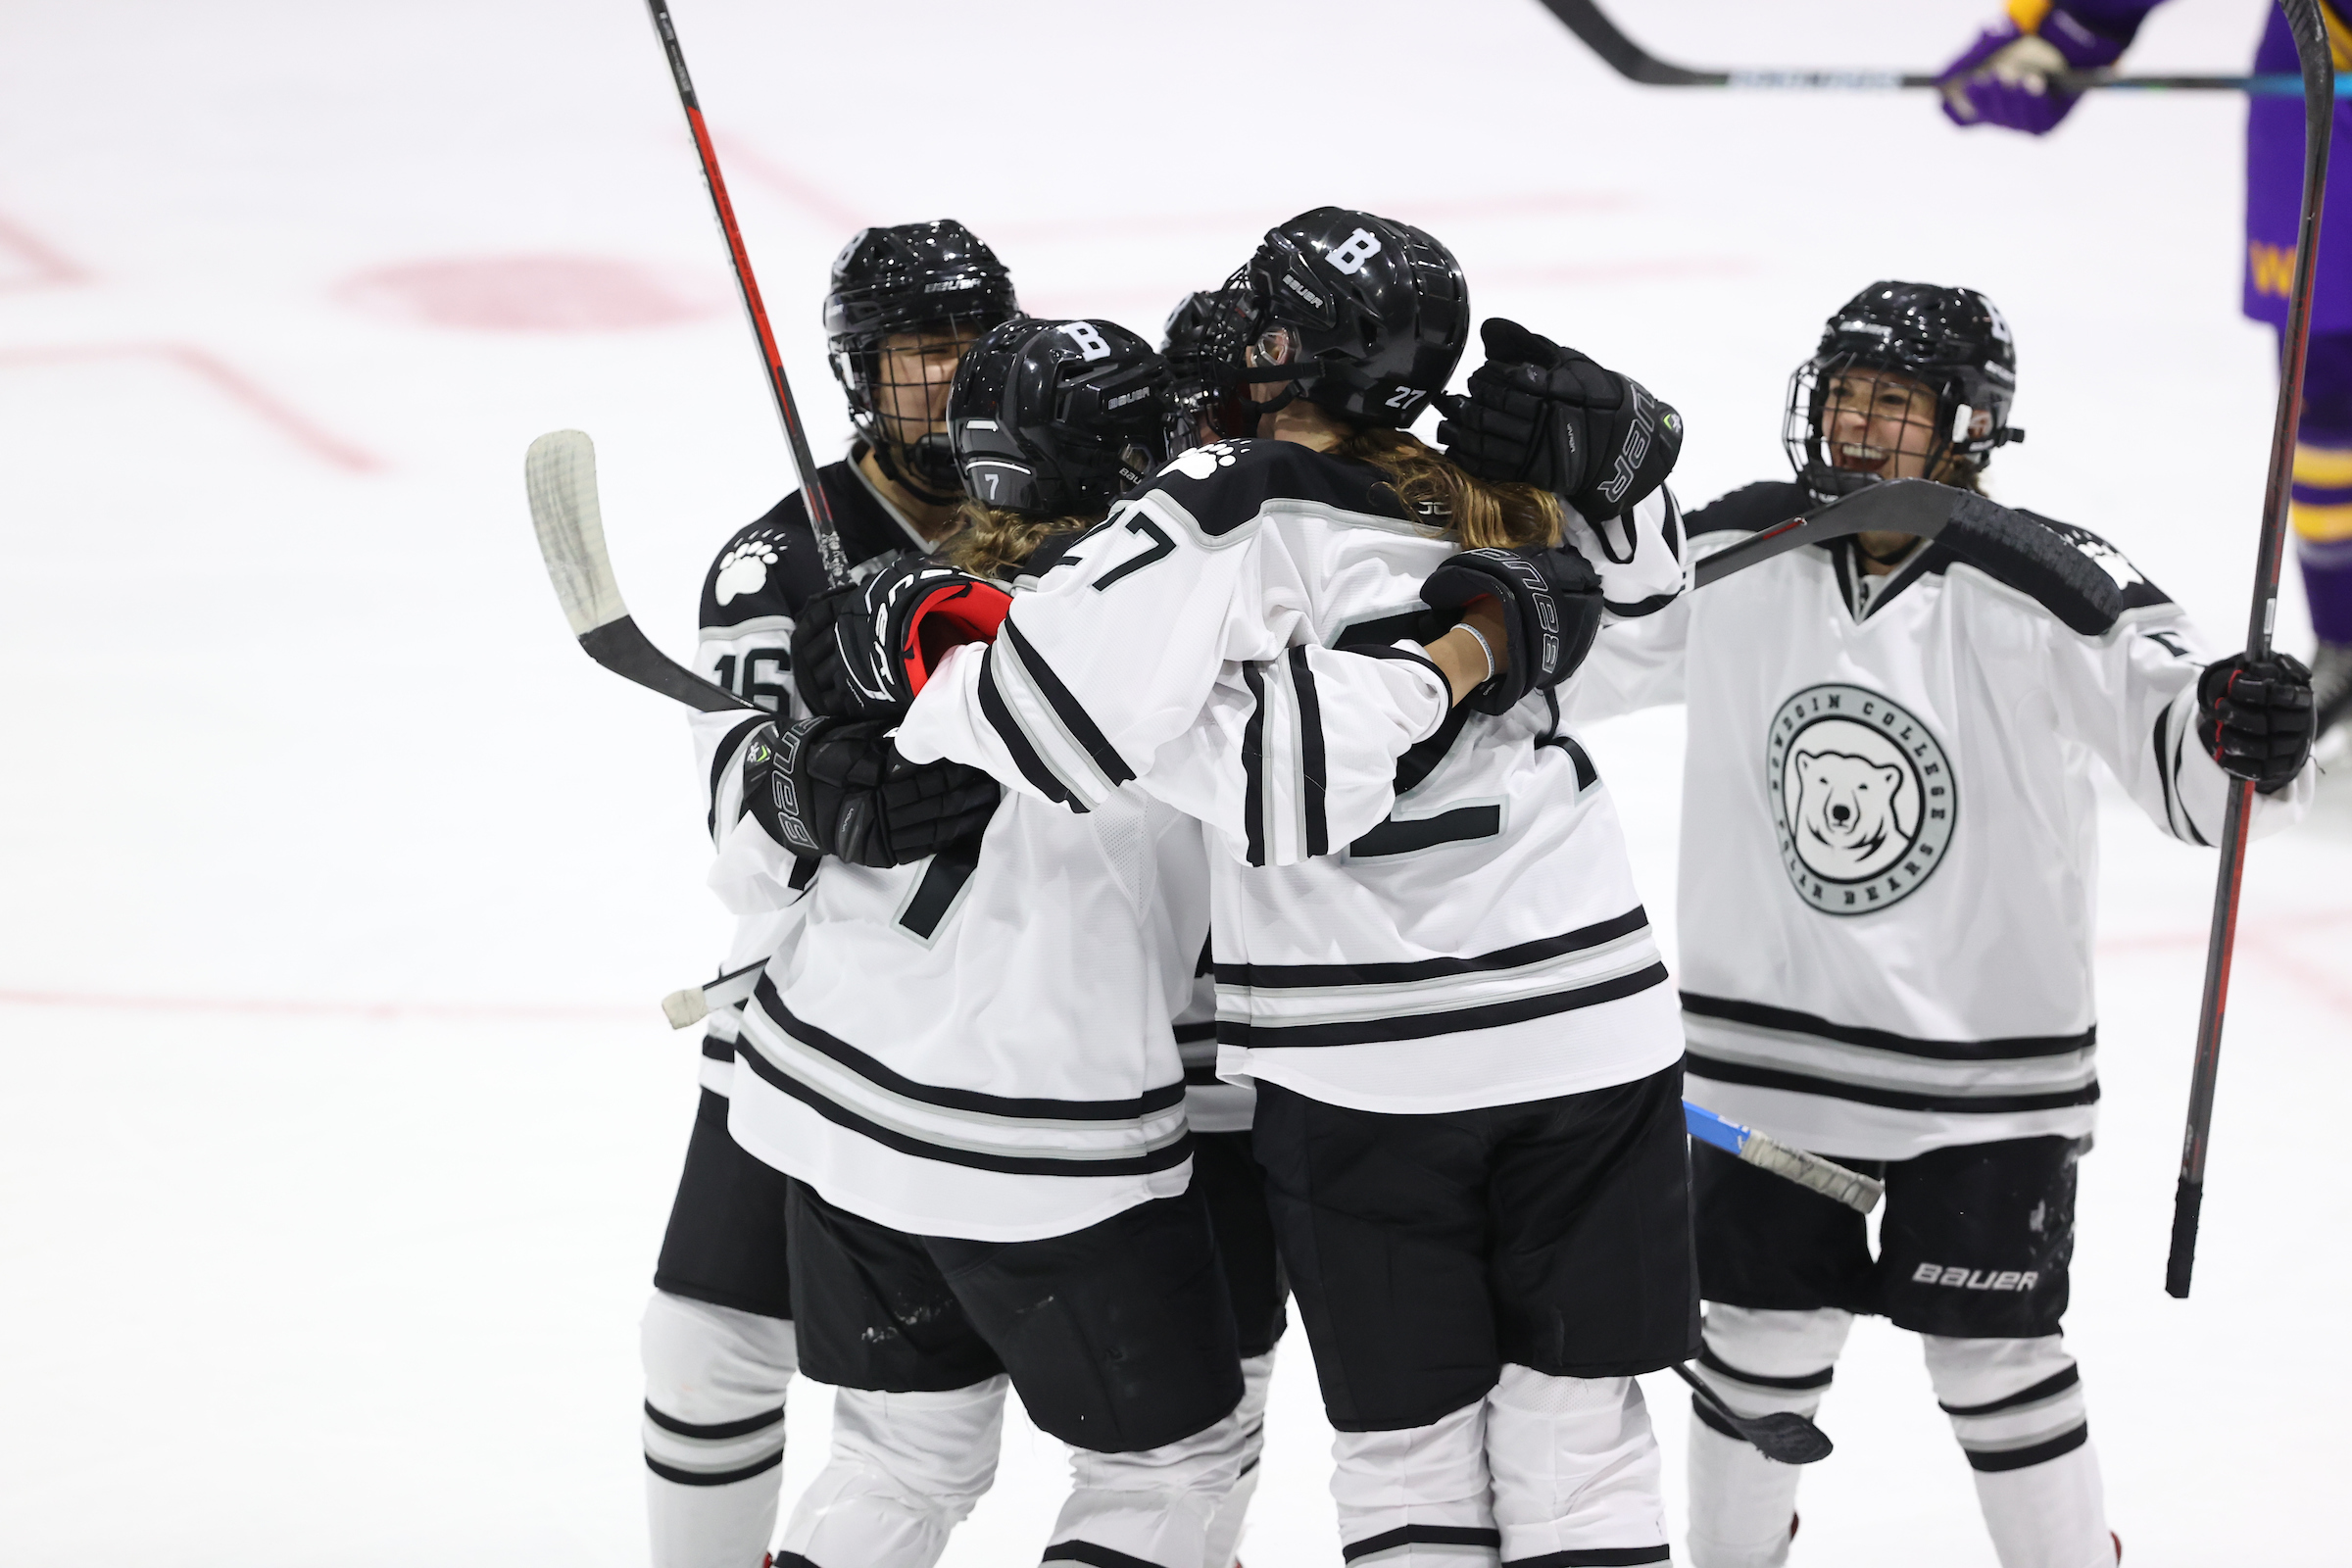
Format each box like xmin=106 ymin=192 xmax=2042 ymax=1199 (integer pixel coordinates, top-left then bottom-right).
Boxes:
xmin=895 ymin=208 xmax=1697 ymax=1568
xmin=1458 ymin=280 xmax=2315 ymax=1568
xmin=640 ymin=220 xmax=1017 ymax=1568
xmin=706 ymin=316 xmax=1298 ymax=1568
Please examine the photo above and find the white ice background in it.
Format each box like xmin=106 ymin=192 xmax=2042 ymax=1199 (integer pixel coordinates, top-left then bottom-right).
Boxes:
xmin=1 ymin=1 xmax=2347 ymax=1562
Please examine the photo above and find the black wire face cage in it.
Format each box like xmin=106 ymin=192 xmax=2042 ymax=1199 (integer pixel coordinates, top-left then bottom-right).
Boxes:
xmin=1784 ymin=352 xmax=1985 ymax=502
xmin=833 ymin=315 xmax=1005 ymax=501
xmin=1178 ymin=266 xmax=1277 ymax=443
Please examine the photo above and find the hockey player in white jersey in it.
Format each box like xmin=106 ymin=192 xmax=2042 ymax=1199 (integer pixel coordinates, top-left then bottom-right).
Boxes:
xmin=642 ymin=220 xmax=1016 ymax=1568
xmin=710 ymin=309 xmax=1462 ymax=1568
xmin=1500 ymin=281 xmax=2320 ymax=1568
xmin=945 ymin=315 xmax=1292 ymax=1568
xmin=888 ymin=208 xmax=1699 ymax=1567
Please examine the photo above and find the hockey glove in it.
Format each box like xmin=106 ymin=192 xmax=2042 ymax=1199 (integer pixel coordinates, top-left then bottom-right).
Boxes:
xmin=746 ymin=717 xmax=1002 ymax=868
xmin=793 ymin=558 xmax=1013 ymax=719
xmin=1936 ymin=4 xmax=2135 ymax=135
xmin=1437 ymin=318 xmax=1683 ymax=521
xmin=1419 ymin=544 xmax=1605 ymax=716
xmin=2197 ymin=652 xmax=2316 ymax=795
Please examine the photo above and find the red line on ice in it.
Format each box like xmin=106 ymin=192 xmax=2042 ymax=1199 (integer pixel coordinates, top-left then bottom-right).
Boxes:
xmin=0 ymin=209 xmax=89 ymax=290
xmin=713 ymin=136 xmax=873 ymax=231
xmin=0 ymin=343 xmax=382 ymax=472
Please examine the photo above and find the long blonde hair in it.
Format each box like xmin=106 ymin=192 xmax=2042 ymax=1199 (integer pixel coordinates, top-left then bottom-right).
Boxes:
xmin=1330 ymin=425 xmax=1563 ymax=549
xmin=946 ymin=501 xmax=1096 ymax=582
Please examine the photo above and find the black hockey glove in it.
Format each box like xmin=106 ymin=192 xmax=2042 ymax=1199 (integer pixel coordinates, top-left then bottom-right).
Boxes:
xmin=745 ymin=717 xmax=1002 ymax=868
xmin=792 ymin=558 xmax=1013 ymax=719
xmin=2196 ymin=652 xmax=2315 ymax=794
xmin=1437 ymin=318 xmax=1684 ymax=519
xmin=1419 ymin=544 xmax=1605 ymax=715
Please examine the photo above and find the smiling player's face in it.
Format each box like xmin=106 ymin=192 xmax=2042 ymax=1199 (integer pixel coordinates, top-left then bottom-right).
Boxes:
xmin=1821 ymin=368 xmax=1943 ymax=482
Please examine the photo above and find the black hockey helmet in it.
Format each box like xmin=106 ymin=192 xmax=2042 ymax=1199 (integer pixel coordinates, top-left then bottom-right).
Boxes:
xmin=1202 ymin=207 xmax=1469 ymax=433
xmin=1785 ymin=280 xmax=2024 ymax=501
xmin=949 ymin=317 xmax=1170 ymax=516
xmin=824 ymin=220 xmax=1019 ymax=501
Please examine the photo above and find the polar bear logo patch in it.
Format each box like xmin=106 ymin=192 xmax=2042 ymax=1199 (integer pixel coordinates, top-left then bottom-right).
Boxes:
xmin=1766 ymin=684 xmax=1957 ymax=915
xmin=1792 ymin=751 xmax=1906 ymax=870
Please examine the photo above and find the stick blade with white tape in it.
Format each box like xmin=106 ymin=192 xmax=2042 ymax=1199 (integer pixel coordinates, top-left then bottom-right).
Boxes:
xmin=523 ymin=429 xmax=755 ymax=714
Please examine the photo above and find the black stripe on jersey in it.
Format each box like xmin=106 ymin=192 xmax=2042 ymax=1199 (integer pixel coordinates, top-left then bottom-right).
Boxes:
xmin=643 ymin=1400 xmax=783 ymax=1441
xmin=644 ymin=1450 xmax=784 ymax=1488
xmin=1172 ymin=1022 xmax=1216 ymax=1044
xmin=1348 ymin=804 xmax=1501 ymax=858
xmin=1000 ymin=617 xmax=1135 ymax=788
xmin=700 ymin=1033 xmax=734 ymax=1063
xmin=1604 ymin=590 xmax=1681 ymax=618
xmin=1938 ymin=1365 xmax=2080 ymax=1418
xmin=2153 ymin=702 xmax=2184 ymax=840
xmin=1681 ymin=993 xmax=2096 ymax=1062
xmin=707 ymin=712 xmax=770 ymax=838
xmin=1962 ymin=1423 xmax=2089 ymax=1473
xmin=899 ymin=842 xmax=981 ymax=940
xmin=1184 ymin=1062 xmax=1223 ymax=1085
xmin=1506 ymin=1546 xmax=1672 ymax=1567
xmin=1220 ymin=962 xmax=1669 ymax=1050
xmin=2166 ymin=706 xmax=2211 ymax=847
xmin=1041 ymin=1540 xmax=1174 ymax=1568
xmin=1697 ymin=1344 xmax=1835 ymax=1392
xmin=1241 ymin=660 xmax=1269 ymax=867
xmin=1686 ymin=1053 xmax=2102 ymax=1114
xmin=736 ymin=1040 xmax=1195 ymax=1180
xmin=1217 ymin=906 xmax=1650 ymax=990
xmin=755 ymin=976 xmax=1186 ymax=1121
xmin=1290 ymin=645 xmax=1329 ymax=857
xmin=1341 ymin=1525 xmax=1504 ymax=1561
xmin=978 ymin=644 xmax=1083 ymax=810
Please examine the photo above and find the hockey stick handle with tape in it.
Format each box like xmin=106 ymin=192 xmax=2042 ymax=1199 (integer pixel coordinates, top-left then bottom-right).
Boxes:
xmin=644 ymin=0 xmax=851 ymax=589
xmin=1685 ymin=1102 xmax=1884 ymax=1214
xmin=2168 ymin=0 xmax=2335 ymax=1300
xmin=1535 ymin=0 xmax=2352 ymax=96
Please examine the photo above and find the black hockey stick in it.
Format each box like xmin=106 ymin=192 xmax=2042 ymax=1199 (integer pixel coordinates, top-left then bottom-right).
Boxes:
xmin=525 ymin=429 xmax=757 ymax=715
xmin=2167 ymin=0 xmax=2335 ymax=1300
xmin=645 ymin=0 xmax=852 ymax=589
xmin=1671 ymin=1363 xmax=1834 ymax=1465
xmin=1691 ymin=478 xmax=2127 ymax=634
xmin=1535 ymin=0 xmax=2348 ymax=96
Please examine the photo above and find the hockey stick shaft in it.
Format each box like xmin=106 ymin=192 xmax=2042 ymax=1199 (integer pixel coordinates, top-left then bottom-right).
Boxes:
xmin=644 ymin=0 xmax=851 ymax=589
xmin=2168 ymin=0 xmax=2334 ymax=1300
xmin=1535 ymin=0 xmax=2352 ymax=96
xmin=1685 ymin=1102 xmax=1884 ymax=1213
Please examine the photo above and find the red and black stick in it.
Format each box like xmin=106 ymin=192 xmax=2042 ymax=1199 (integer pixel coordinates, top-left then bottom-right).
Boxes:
xmin=644 ymin=0 xmax=850 ymax=588
xmin=2167 ymin=0 xmax=2335 ymax=1299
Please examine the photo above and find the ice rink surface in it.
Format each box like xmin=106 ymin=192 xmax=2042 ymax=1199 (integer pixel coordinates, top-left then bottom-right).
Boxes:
xmin=2 ymin=0 xmax=2348 ymax=1561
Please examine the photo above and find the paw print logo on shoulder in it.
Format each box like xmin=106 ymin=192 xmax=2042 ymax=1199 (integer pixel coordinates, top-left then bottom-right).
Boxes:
xmin=2052 ymin=525 xmax=2145 ymax=592
xmin=1160 ymin=440 xmax=1246 ymax=482
xmin=715 ymin=534 xmax=781 ymax=605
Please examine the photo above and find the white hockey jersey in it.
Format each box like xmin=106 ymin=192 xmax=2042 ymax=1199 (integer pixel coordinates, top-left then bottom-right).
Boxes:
xmin=1567 ymin=478 xmax=2315 ymax=1160
xmin=897 ymin=437 xmax=1690 ymax=1115
xmin=686 ymin=453 xmax=936 ymax=1099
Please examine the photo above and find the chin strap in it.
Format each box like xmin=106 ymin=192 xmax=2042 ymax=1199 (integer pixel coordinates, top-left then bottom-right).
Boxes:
xmin=869 ymin=438 xmax=963 ymax=508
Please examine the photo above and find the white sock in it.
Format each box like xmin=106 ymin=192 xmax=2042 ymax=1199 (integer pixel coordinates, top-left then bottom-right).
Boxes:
xmin=1048 ymin=1382 xmax=1258 ymax=1568
xmin=1201 ymin=1350 xmax=1277 ymax=1568
xmin=1486 ymin=1366 xmax=1668 ymax=1565
xmin=1328 ymin=1397 xmax=1497 ymax=1566
xmin=778 ymin=1377 xmax=1006 ymax=1568
xmin=1685 ymin=1305 xmax=1851 ymax=1568
xmin=640 ymin=1291 xmax=800 ymax=1568
xmin=1923 ymin=1336 xmax=2113 ymax=1568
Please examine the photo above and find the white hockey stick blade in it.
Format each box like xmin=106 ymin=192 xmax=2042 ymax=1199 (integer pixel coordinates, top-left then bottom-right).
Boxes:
xmin=1741 ymin=1131 xmax=1885 ymax=1213
xmin=526 ymin=429 xmax=629 ymax=637
xmin=661 ymin=960 xmax=766 ymax=1031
